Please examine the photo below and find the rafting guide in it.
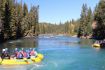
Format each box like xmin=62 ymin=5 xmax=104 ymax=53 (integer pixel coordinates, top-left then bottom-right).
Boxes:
xmin=1 ymin=48 xmax=10 ymax=59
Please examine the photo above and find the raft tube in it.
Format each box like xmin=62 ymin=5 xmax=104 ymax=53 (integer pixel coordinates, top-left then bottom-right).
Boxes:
xmin=0 ymin=53 xmax=44 ymax=65
xmin=92 ymin=44 xmax=100 ymax=48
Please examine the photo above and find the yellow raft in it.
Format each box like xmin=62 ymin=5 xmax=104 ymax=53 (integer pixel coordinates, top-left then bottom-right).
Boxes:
xmin=92 ymin=44 xmax=100 ymax=48
xmin=0 ymin=53 xmax=44 ymax=65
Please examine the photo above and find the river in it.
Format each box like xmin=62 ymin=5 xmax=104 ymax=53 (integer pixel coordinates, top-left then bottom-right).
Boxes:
xmin=0 ymin=36 xmax=105 ymax=70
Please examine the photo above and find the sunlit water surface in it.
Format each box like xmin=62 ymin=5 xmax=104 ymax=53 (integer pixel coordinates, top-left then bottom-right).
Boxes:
xmin=0 ymin=36 xmax=105 ymax=70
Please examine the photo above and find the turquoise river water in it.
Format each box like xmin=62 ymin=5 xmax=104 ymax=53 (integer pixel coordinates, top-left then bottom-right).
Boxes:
xmin=0 ymin=36 xmax=105 ymax=70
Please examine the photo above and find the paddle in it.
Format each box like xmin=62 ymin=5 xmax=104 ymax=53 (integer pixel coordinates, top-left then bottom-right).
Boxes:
xmin=23 ymin=58 xmax=29 ymax=64
xmin=0 ymin=56 xmax=4 ymax=65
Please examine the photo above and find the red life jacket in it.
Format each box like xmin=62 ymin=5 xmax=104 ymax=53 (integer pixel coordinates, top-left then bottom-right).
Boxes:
xmin=30 ymin=50 xmax=35 ymax=56
xmin=23 ymin=52 xmax=27 ymax=58
xmin=20 ymin=51 xmax=27 ymax=58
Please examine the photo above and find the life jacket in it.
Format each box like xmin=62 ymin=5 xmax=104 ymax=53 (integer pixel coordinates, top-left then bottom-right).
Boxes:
xmin=16 ymin=52 xmax=23 ymax=59
xmin=26 ymin=50 xmax=30 ymax=58
xmin=14 ymin=51 xmax=18 ymax=57
xmin=30 ymin=50 xmax=35 ymax=56
xmin=1 ymin=51 xmax=10 ymax=59
xmin=23 ymin=52 xmax=27 ymax=58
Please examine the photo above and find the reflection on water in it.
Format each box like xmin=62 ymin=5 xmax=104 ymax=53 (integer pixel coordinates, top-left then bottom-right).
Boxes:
xmin=0 ymin=37 xmax=38 ymax=53
xmin=79 ymin=39 xmax=94 ymax=45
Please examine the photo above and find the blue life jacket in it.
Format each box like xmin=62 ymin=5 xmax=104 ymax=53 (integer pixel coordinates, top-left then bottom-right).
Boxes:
xmin=26 ymin=53 xmax=30 ymax=58
xmin=17 ymin=52 xmax=23 ymax=59
xmin=26 ymin=50 xmax=30 ymax=58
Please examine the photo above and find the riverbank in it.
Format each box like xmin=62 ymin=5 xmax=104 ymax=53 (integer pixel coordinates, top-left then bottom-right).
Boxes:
xmin=0 ymin=33 xmax=38 ymax=44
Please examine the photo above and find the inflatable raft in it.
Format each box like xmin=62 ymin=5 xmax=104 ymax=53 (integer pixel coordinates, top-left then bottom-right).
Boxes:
xmin=0 ymin=53 xmax=44 ymax=65
xmin=92 ymin=44 xmax=100 ymax=48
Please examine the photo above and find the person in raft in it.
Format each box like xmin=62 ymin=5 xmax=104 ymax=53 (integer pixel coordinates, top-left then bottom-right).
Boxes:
xmin=92 ymin=19 xmax=105 ymax=48
xmin=15 ymin=48 xmax=28 ymax=59
xmin=14 ymin=48 xmax=23 ymax=59
xmin=30 ymin=48 xmax=38 ymax=59
xmin=0 ymin=48 xmax=38 ymax=59
xmin=14 ymin=48 xmax=38 ymax=59
xmin=1 ymin=48 xmax=10 ymax=59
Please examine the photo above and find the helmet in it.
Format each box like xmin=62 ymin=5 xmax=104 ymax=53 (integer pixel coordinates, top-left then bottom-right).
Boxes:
xmin=5 ymin=48 xmax=8 ymax=51
xmin=15 ymin=48 xmax=18 ymax=51
xmin=29 ymin=48 xmax=32 ymax=51
xmin=2 ymin=49 xmax=6 ymax=52
xmin=21 ymin=48 xmax=24 ymax=50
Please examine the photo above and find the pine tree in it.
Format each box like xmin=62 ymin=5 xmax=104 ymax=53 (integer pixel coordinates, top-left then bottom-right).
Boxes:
xmin=78 ymin=4 xmax=87 ymax=37
xmin=77 ymin=4 xmax=93 ymax=37
xmin=0 ymin=0 xmax=40 ymax=43
xmin=0 ymin=0 xmax=6 ymax=41
xmin=86 ymin=8 xmax=93 ymax=34
xmin=93 ymin=0 xmax=105 ymax=40
xmin=30 ymin=6 xmax=39 ymax=36
xmin=16 ymin=3 xmax=23 ymax=38
xmin=2 ymin=1 xmax=12 ymax=40
xmin=10 ymin=0 xmax=18 ymax=39
xmin=23 ymin=3 xmax=28 ymax=17
xmin=94 ymin=0 xmax=105 ymax=26
xmin=64 ymin=21 xmax=69 ymax=34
